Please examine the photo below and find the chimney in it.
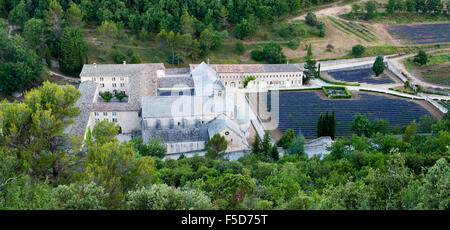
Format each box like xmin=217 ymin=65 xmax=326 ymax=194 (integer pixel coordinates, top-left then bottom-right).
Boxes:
xmin=123 ymin=61 xmax=126 ymax=65
xmin=93 ymin=63 xmax=96 ymax=68
xmin=207 ymin=58 xmax=210 ymax=65
xmin=287 ymin=60 xmax=289 ymax=64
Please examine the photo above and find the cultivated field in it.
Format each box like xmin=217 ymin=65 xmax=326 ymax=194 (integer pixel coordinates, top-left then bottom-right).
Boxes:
xmin=385 ymin=23 xmax=450 ymax=45
xmin=262 ymin=90 xmax=435 ymax=138
xmin=325 ymin=68 xmax=396 ymax=84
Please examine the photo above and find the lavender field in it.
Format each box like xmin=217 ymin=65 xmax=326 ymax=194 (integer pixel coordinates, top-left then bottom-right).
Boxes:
xmin=386 ymin=23 xmax=450 ymax=44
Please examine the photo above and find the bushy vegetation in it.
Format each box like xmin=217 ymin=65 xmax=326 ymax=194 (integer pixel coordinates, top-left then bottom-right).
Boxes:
xmin=1 ymin=83 xmax=449 ymax=210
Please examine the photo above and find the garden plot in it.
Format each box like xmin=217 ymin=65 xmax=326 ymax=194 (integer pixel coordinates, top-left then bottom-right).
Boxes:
xmin=326 ymin=68 xmax=395 ymax=84
xmin=264 ymin=91 xmax=433 ymax=138
xmin=385 ymin=23 xmax=450 ymax=44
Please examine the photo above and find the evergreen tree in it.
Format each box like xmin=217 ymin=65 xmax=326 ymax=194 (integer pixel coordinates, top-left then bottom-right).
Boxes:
xmin=45 ymin=45 xmax=52 ymax=68
xmin=270 ymin=146 xmax=279 ymax=161
xmin=414 ymin=50 xmax=428 ymax=65
xmin=252 ymin=133 xmax=262 ymax=154
xmin=59 ymin=27 xmax=88 ymax=73
xmin=317 ymin=114 xmax=324 ymax=137
xmin=373 ymin=56 xmax=385 ymax=76
xmin=330 ymin=110 xmax=336 ymax=139
xmin=262 ymin=131 xmax=272 ymax=160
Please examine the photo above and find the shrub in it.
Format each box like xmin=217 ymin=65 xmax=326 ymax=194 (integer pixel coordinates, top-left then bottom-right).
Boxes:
xmin=251 ymin=50 xmax=264 ymax=61
xmin=287 ymin=39 xmax=300 ymax=50
xmin=243 ymin=76 xmax=256 ymax=88
xmin=235 ymin=40 xmax=246 ymax=55
xmin=352 ymin=44 xmax=366 ymax=56
xmin=413 ymin=50 xmax=428 ymax=65
xmin=114 ymin=91 xmax=127 ymax=101
xmin=305 ymin=12 xmax=317 ymax=26
xmin=111 ymin=50 xmax=127 ymax=64
xmin=99 ymin=91 xmax=113 ymax=102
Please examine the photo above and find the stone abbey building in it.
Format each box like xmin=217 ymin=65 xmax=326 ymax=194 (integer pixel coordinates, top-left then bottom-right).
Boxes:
xmin=69 ymin=62 xmax=304 ymax=154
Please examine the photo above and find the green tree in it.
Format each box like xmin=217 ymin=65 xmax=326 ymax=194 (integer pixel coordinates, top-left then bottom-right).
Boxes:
xmin=84 ymin=141 xmax=158 ymax=209
xmin=65 ymin=1 xmax=83 ymax=28
xmin=234 ymin=18 xmax=253 ymax=39
xmin=403 ymin=120 xmax=418 ymax=142
xmin=205 ymin=133 xmax=227 ymax=160
xmin=413 ymin=50 xmax=428 ymax=65
xmin=352 ymin=44 xmax=366 ymax=57
xmin=180 ymin=10 xmax=195 ymax=35
xmin=303 ymin=59 xmax=317 ymax=84
xmin=45 ymin=0 xmax=64 ymax=37
xmin=401 ymin=158 xmax=449 ymax=210
xmin=131 ymin=137 xmax=167 ymax=158
xmin=287 ymin=133 xmax=305 ymax=156
xmin=251 ymin=134 xmax=262 ymax=154
xmin=51 ymin=182 xmax=107 ymax=210
xmin=365 ymin=0 xmax=378 ymax=19
xmin=92 ymin=120 xmax=119 ymax=144
xmin=262 ymin=41 xmax=286 ymax=64
xmin=97 ymin=21 xmax=118 ymax=51
xmin=59 ymin=27 xmax=88 ymax=73
xmin=261 ymin=131 xmax=273 ymax=160
xmin=235 ymin=40 xmax=246 ymax=55
xmin=114 ymin=91 xmax=127 ymax=101
xmin=99 ymin=91 xmax=113 ymax=102
xmin=372 ymin=56 xmax=385 ymax=76
xmin=199 ymin=28 xmax=214 ymax=57
xmin=351 ymin=114 xmax=371 ymax=137
xmin=305 ymin=12 xmax=317 ymax=26
xmin=8 ymin=0 xmax=29 ymax=25
xmin=0 ymin=82 xmax=81 ymax=185
xmin=45 ymin=45 xmax=52 ymax=68
xmin=23 ymin=18 xmax=45 ymax=47
xmin=277 ymin=129 xmax=295 ymax=149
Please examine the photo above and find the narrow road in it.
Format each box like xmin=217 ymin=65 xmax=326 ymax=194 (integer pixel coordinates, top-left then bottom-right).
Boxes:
xmin=388 ymin=49 xmax=450 ymax=89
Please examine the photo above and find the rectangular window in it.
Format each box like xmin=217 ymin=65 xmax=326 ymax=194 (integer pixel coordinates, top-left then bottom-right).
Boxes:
xmin=112 ymin=83 xmax=116 ymax=88
xmin=100 ymin=77 xmax=104 ymax=81
xmin=101 ymin=83 xmax=105 ymax=87
xmin=112 ymin=77 xmax=116 ymax=81
xmin=103 ymin=118 xmax=108 ymax=121
xmin=120 ymin=83 xmax=125 ymax=87
xmin=112 ymin=118 xmax=118 ymax=123
xmin=120 ymin=77 xmax=124 ymax=81
xmin=112 ymin=112 xmax=117 ymax=116
xmin=103 ymin=112 xmax=108 ymax=116
xmin=94 ymin=112 xmax=99 ymax=116
xmin=94 ymin=118 xmax=100 ymax=123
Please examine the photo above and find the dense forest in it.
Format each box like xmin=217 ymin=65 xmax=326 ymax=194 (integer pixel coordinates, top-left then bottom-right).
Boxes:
xmin=0 ymin=82 xmax=448 ymax=210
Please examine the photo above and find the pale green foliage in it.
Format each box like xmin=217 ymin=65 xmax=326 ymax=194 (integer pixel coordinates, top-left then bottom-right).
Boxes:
xmin=92 ymin=121 xmax=119 ymax=144
xmin=65 ymin=1 xmax=83 ymax=28
xmin=127 ymin=184 xmax=215 ymax=210
xmin=402 ymin=158 xmax=449 ymax=210
xmin=51 ymin=182 xmax=108 ymax=210
xmin=23 ymin=18 xmax=45 ymax=47
xmin=85 ymin=141 xmax=158 ymax=209
xmin=97 ymin=21 xmax=118 ymax=50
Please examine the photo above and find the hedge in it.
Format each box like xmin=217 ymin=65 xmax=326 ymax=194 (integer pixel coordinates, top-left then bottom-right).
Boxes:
xmin=322 ymin=86 xmax=352 ymax=99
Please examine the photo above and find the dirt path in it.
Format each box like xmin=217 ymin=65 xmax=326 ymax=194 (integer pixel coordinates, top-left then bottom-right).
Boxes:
xmin=289 ymin=0 xmax=369 ymax=22
xmin=49 ymin=70 xmax=81 ymax=82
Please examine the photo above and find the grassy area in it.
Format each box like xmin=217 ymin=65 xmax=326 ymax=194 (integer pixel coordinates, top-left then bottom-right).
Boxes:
xmin=404 ymin=53 xmax=450 ymax=70
xmin=390 ymin=86 xmax=417 ymax=95
xmin=421 ymin=66 xmax=450 ymax=86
